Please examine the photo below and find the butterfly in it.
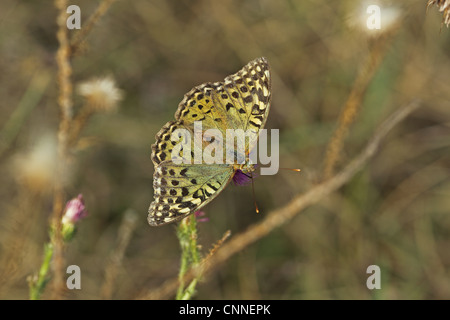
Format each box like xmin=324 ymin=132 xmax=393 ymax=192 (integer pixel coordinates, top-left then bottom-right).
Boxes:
xmin=148 ymin=57 xmax=271 ymax=226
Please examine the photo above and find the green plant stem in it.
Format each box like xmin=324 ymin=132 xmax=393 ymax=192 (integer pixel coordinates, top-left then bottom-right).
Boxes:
xmin=176 ymin=215 xmax=201 ymax=300
xmin=29 ymin=242 xmax=54 ymax=300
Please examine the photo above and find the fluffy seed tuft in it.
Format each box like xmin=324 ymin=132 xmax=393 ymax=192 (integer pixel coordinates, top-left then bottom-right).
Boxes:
xmin=77 ymin=76 xmax=123 ymax=112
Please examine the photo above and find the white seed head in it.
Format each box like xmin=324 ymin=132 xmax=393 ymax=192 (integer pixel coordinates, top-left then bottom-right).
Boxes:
xmin=347 ymin=1 xmax=401 ymax=36
xmin=77 ymin=76 xmax=123 ymax=112
xmin=13 ymin=134 xmax=57 ymax=193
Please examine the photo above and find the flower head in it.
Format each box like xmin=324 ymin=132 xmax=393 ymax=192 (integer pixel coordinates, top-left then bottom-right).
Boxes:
xmin=194 ymin=211 xmax=209 ymax=223
xmin=77 ymin=76 xmax=123 ymax=112
xmin=232 ymin=169 xmax=258 ymax=186
xmin=62 ymin=194 xmax=87 ymax=225
xmin=61 ymin=194 xmax=87 ymax=242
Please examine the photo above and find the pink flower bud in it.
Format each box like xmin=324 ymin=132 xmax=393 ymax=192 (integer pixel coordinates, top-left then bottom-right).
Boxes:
xmin=194 ymin=211 xmax=209 ymax=223
xmin=62 ymin=194 xmax=87 ymax=225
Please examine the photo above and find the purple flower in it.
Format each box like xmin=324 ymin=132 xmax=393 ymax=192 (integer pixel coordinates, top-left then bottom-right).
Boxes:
xmin=232 ymin=169 xmax=258 ymax=186
xmin=194 ymin=211 xmax=209 ymax=223
xmin=62 ymin=194 xmax=87 ymax=225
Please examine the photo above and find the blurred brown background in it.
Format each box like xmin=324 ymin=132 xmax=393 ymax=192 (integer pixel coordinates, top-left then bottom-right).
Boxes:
xmin=0 ymin=0 xmax=449 ymax=299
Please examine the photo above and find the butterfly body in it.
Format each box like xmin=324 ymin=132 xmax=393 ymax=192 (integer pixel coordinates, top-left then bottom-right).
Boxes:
xmin=148 ymin=57 xmax=271 ymax=226
xmin=233 ymin=162 xmax=256 ymax=176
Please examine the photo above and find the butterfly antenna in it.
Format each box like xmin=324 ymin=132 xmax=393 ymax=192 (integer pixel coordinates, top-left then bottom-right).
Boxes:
xmin=280 ymin=168 xmax=301 ymax=172
xmin=250 ymin=171 xmax=259 ymax=214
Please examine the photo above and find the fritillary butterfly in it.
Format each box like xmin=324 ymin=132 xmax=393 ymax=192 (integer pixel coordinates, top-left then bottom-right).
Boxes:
xmin=148 ymin=57 xmax=271 ymax=226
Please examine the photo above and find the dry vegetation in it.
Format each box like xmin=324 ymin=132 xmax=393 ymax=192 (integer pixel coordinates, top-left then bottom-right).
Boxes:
xmin=0 ymin=0 xmax=449 ymax=299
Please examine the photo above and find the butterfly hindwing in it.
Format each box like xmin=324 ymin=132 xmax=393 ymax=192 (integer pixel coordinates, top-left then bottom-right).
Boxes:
xmin=152 ymin=121 xmax=187 ymax=165
xmin=148 ymin=161 xmax=233 ymax=226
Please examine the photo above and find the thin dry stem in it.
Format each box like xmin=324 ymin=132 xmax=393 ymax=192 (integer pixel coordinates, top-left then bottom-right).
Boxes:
xmin=48 ymin=0 xmax=119 ymax=299
xmin=138 ymin=229 xmax=232 ymax=300
xmin=51 ymin=0 xmax=73 ymax=300
xmin=100 ymin=210 xmax=138 ymax=299
xmin=70 ymin=0 xmax=118 ymax=56
xmin=206 ymin=230 xmax=232 ymax=260
xmin=68 ymin=103 xmax=94 ymax=147
xmin=322 ymin=30 xmax=397 ymax=180
xmin=138 ymin=100 xmax=420 ymax=300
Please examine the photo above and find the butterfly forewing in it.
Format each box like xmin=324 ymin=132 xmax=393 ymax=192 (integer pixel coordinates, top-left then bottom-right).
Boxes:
xmin=224 ymin=58 xmax=271 ymax=131
xmin=222 ymin=58 xmax=271 ymax=152
xmin=175 ymin=84 xmax=228 ymax=135
xmin=148 ymin=57 xmax=272 ymax=226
